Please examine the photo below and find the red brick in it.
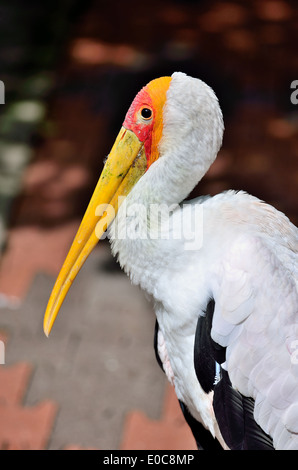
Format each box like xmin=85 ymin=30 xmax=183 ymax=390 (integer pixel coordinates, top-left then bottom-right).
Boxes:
xmin=0 ymin=363 xmax=32 ymax=406
xmin=120 ymin=385 xmax=196 ymax=450
xmin=0 ymin=330 xmax=8 ymax=345
xmin=0 ymin=223 xmax=78 ymax=299
xmin=0 ymin=400 xmax=57 ymax=450
xmin=63 ymin=444 xmax=98 ymax=450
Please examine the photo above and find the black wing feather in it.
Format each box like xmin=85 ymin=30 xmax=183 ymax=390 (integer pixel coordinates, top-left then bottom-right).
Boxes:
xmin=154 ymin=319 xmax=222 ymax=450
xmin=194 ymin=298 xmax=274 ymax=450
xmin=213 ymin=369 xmax=246 ymax=450
xmin=241 ymin=395 xmax=274 ymax=450
xmin=153 ymin=319 xmax=164 ymax=372
xmin=179 ymin=400 xmax=223 ymax=451
xmin=194 ymin=299 xmax=226 ymax=393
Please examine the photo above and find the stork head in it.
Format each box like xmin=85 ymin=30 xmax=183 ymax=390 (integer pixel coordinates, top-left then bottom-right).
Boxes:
xmin=43 ymin=72 xmax=223 ymax=336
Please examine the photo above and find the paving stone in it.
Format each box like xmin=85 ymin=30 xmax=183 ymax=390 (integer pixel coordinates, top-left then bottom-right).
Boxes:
xmin=120 ymin=385 xmax=196 ymax=450
xmin=0 ymin=362 xmax=32 ymax=405
xmin=0 ymin=245 xmax=167 ymax=450
xmin=0 ymin=222 xmax=79 ymax=299
xmin=0 ymin=400 xmax=57 ymax=450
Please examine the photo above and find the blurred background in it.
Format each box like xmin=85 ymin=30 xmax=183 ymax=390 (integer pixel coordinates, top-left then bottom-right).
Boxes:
xmin=0 ymin=0 xmax=297 ymax=450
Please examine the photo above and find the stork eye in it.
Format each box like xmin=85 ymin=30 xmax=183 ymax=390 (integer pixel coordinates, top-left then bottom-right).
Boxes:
xmin=140 ymin=107 xmax=153 ymax=120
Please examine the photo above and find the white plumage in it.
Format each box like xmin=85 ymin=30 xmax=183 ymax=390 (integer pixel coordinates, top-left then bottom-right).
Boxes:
xmin=108 ymin=73 xmax=298 ymax=449
xmin=44 ymin=72 xmax=298 ymax=450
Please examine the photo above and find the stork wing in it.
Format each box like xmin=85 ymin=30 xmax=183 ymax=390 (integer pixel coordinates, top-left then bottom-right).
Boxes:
xmin=154 ymin=319 xmax=223 ymax=450
xmin=194 ymin=233 xmax=298 ymax=450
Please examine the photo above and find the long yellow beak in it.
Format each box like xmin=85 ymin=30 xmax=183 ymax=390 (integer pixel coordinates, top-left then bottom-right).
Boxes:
xmin=43 ymin=127 xmax=147 ymax=336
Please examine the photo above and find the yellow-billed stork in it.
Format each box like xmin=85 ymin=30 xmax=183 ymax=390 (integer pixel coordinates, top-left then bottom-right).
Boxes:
xmin=43 ymin=72 xmax=298 ymax=450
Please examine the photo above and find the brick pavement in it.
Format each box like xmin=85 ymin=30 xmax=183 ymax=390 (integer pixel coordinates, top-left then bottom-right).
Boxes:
xmin=0 ymin=242 xmax=196 ymax=450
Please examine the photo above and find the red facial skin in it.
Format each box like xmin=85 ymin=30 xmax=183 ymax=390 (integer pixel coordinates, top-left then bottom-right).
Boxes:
xmin=122 ymin=76 xmax=171 ymax=170
xmin=123 ymin=87 xmax=154 ymax=170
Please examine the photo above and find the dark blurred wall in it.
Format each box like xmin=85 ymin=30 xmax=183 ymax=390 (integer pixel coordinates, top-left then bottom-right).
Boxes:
xmin=0 ymin=0 xmax=90 ymax=250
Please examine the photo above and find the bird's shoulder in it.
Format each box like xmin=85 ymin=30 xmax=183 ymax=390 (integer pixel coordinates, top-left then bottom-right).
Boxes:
xmin=196 ymin=193 xmax=298 ymax=449
xmin=193 ymin=190 xmax=297 ymax=272
xmin=197 ymin=190 xmax=296 ymax=238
